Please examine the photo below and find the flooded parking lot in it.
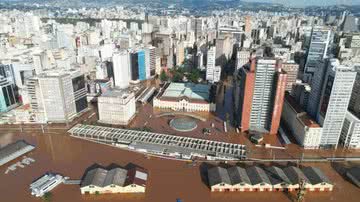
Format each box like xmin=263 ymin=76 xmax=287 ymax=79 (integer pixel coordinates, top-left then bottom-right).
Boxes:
xmin=0 ymin=130 xmax=359 ymax=202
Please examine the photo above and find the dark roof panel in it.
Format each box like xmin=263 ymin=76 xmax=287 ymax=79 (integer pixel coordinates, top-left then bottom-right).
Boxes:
xmin=208 ymin=167 xmax=231 ymax=186
xmin=283 ymin=166 xmax=309 ymax=185
xmin=227 ymin=166 xmax=251 ymax=185
xmin=246 ymin=166 xmax=271 ymax=185
xmin=265 ymin=166 xmax=291 ymax=185
xmin=302 ymin=167 xmax=332 ymax=185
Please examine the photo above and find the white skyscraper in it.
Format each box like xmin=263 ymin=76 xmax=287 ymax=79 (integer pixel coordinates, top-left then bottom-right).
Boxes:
xmin=113 ymin=51 xmax=131 ymax=89
xmin=145 ymin=46 xmax=156 ymax=79
xmin=236 ymin=50 xmax=250 ymax=70
xmin=206 ymin=46 xmax=216 ymax=82
xmin=317 ymin=60 xmax=357 ymax=148
xmin=38 ymin=70 xmax=88 ymax=123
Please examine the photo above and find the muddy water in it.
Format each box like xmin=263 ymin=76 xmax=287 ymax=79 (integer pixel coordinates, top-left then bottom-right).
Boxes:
xmin=0 ymin=131 xmax=359 ymax=202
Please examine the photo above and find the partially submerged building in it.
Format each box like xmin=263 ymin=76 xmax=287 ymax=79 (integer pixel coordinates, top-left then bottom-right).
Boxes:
xmin=0 ymin=140 xmax=35 ymax=166
xmin=30 ymin=173 xmax=65 ymax=197
xmin=346 ymin=167 xmax=360 ymax=188
xmin=302 ymin=167 xmax=334 ymax=191
xmin=69 ymin=124 xmax=246 ymax=160
xmin=207 ymin=166 xmax=333 ymax=192
xmin=80 ymin=166 xmax=148 ymax=194
xmin=98 ymin=88 xmax=136 ymax=125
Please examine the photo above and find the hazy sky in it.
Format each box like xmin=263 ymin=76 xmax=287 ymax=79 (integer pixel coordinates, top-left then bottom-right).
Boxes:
xmin=1 ymin=0 xmax=360 ymax=7
xmin=244 ymin=0 xmax=360 ymax=7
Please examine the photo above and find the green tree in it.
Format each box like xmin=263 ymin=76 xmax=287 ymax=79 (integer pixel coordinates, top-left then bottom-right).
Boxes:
xmin=172 ymin=72 xmax=183 ymax=82
xmin=160 ymin=70 xmax=168 ymax=82
xmin=188 ymin=69 xmax=200 ymax=83
xmin=42 ymin=192 xmax=52 ymax=202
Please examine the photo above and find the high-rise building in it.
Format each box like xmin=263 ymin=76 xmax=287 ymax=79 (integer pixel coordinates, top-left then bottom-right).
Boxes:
xmin=236 ymin=49 xmax=250 ymax=70
xmin=304 ymin=26 xmax=332 ymax=82
xmin=339 ymin=111 xmax=360 ymax=149
xmin=349 ymin=73 xmax=360 ymax=116
xmin=145 ymin=46 xmax=156 ymax=78
xmin=176 ymin=41 xmax=185 ymax=66
xmin=244 ymin=16 xmax=251 ymax=36
xmin=233 ymin=60 xmax=256 ymax=133
xmin=0 ymin=76 xmax=19 ymax=112
xmin=196 ymin=52 xmax=204 ymax=70
xmin=130 ymin=52 xmax=139 ymax=81
xmin=341 ymin=16 xmax=359 ymax=33
xmin=130 ymin=49 xmax=147 ymax=81
xmin=138 ymin=50 xmax=146 ymax=81
xmin=317 ymin=61 xmax=357 ymax=148
xmin=282 ymin=62 xmax=299 ymax=93
xmin=282 ymin=93 xmax=322 ymax=149
xmin=206 ymin=46 xmax=216 ymax=82
xmin=192 ymin=18 xmax=204 ymax=39
xmin=38 ymin=70 xmax=87 ymax=123
xmin=206 ymin=65 xmax=221 ymax=83
xmin=215 ymin=35 xmax=232 ymax=66
xmin=234 ymin=58 xmax=287 ymax=134
xmin=113 ymin=51 xmax=130 ymax=89
xmin=98 ymin=88 xmax=136 ymax=125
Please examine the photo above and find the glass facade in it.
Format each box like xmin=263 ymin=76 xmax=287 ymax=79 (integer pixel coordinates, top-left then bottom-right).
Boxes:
xmin=130 ymin=52 xmax=139 ymax=80
xmin=0 ymin=84 xmax=18 ymax=112
xmin=138 ymin=50 xmax=146 ymax=81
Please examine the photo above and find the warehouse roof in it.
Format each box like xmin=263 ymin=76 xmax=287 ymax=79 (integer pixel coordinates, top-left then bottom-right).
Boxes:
xmin=265 ymin=166 xmax=291 ymax=185
xmin=346 ymin=167 xmax=360 ymax=187
xmin=0 ymin=140 xmax=35 ymax=161
xmin=283 ymin=166 xmax=309 ymax=185
xmin=208 ymin=167 xmax=231 ymax=186
xmin=302 ymin=167 xmax=332 ymax=185
xmin=81 ymin=166 xmax=144 ymax=188
xmin=227 ymin=166 xmax=251 ymax=185
xmin=246 ymin=166 xmax=271 ymax=185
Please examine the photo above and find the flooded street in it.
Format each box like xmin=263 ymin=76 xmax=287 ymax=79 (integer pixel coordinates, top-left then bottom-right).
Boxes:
xmin=0 ymin=130 xmax=359 ymax=202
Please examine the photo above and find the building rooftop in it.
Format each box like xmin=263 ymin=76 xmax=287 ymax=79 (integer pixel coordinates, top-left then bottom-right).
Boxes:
xmin=208 ymin=167 xmax=231 ymax=186
xmin=81 ymin=166 xmax=147 ymax=188
xmin=0 ymin=140 xmax=35 ymax=165
xmin=302 ymin=167 xmax=332 ymax=185
xmin=283 ymin=166 xmax=309 ymax=185
xmin=246 ymin=166 xmax=271 ymax=185
xmin=285 ymin=92 xmax=320 ymax=128
xmin=101 ymin=88 xmax=134 ymax=99
xmin=227 ymin=166 xmax=251 ymax=185
xmin=160 ymin=82 xmax=210 ymax=101
xmin=207 ymin=166 xmax=331 ymax=188
xmin=69 ymin=124 xmax=246 ymax=159
xmin=346 ymin=167 xmax=360 ymax=187
xmin=298 ymin=114 xmax=321 ymax=128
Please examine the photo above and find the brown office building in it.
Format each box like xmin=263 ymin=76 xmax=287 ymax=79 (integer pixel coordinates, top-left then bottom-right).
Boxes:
xmin=234 ymin=58 xmax=287 ymax=135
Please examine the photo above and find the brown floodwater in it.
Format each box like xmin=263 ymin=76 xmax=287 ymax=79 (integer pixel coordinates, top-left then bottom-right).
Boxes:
xmin=0 ymin=130 xmax=359 ymax=202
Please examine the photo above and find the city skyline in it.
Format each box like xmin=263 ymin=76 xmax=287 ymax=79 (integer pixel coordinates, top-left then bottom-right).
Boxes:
xmin=0 ymin=1 xmax=360 ymax=202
